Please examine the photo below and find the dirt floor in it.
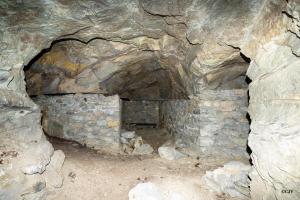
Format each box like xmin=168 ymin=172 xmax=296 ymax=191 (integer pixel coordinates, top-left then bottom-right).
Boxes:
xmin=47 ymin=136 xmax=248 ymax=200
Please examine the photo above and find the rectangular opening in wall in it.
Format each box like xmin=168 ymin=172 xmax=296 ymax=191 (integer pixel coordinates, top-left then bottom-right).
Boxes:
xmin=121 ymin=99 xmax=160 ymax=130
xmin=120 ymin=98 xmax=173 ymax=150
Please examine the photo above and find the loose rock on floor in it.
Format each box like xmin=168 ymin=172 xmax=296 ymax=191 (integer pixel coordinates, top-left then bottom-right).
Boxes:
xmin=202 ymin=161 xmax=251 ymax=198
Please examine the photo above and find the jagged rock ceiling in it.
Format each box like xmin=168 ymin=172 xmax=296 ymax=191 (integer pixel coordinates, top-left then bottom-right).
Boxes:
xmin=1 ymin=0 xmax=266 ymax=95
xmin=21 ymin=0 xmax=255 ymax=99
xmin=24 ymin=37 xmax=189 ymax=100
xmin=1 ymin=0 xmax=300 ymax=200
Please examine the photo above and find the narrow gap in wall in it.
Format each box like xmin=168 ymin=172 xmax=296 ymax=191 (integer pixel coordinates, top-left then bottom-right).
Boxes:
xmin=240 ymin=52 xmax=253 ymax=166
xmin=240 ymin=52 xmax=251 ymax=63
xmin=245 ymin=80 xmax=252 ymax=166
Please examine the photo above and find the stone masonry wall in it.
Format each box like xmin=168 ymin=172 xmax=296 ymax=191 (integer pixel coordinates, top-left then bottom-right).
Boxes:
xmin=33 ymin=94 xmax=121 ymax=152
xmin=161 ymin=89 xmax=249 ymax=159
xmin=122 ymin=100 xmax=159 ymax=130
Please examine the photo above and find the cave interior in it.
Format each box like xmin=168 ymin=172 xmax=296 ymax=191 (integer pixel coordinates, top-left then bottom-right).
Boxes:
xmin=1 ymin=1 xmax=299 ymax=200
xmin=23 ymin=39 xmax=251 ymax=158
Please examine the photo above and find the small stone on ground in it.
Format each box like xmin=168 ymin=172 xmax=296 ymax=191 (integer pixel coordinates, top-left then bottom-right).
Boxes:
xmin=158 ymin=147 xmax=186 ymax=160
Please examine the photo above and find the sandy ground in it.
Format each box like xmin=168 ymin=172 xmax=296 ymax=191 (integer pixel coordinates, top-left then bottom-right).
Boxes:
xmin=47 ymin=135 xmax=248 ymax=200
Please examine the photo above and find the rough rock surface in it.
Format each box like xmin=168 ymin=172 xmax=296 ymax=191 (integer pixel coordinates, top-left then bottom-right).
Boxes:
xmin=247 ymin=35 xmax=300 ymax=200
xmin=131 ymin=137 xmax=154 ymax=155
xmin=132 ymin=144 xmax=154 ymax=155
xmin=0 ymin=0 xmax=299 ymax=199
xmin=0 ymin=93 xmax=55 ymax=200
xmin=33 ymin=94 xmax=121 ymax=151
xmin=121 ymin=135 xmax=154 ymax=155
xmin=202 ymin=161 xmax=251 ymax=198
xmin=25 ymin=39 xmax=188 ymax=100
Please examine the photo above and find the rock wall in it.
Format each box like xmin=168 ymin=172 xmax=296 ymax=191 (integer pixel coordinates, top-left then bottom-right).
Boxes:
xmin=0 ymin=91 xmax=64 ymax=200
xmin=122 ymin=100 xmax=160 ymax=129
xmin=33 ymin=94 xmax=121 ymax=152
xmin=161 ymin=89 xmax=249 ymax=159
xmin=1 ymin=0 xmax=299 ymax=199
xmin=247 ymin=34 xmax=300 ymax=200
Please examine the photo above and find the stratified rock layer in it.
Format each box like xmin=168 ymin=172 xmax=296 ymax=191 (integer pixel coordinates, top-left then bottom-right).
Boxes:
xmin=247 ymin=36 xmax=300 ymax=200
xmin=25 ymin=39 xmax=188 ymax=100
xmin=0 ymin=0 xmax=300 ymax=199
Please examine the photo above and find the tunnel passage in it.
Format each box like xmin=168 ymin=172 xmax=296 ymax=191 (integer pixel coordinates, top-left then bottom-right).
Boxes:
xmin=24 ymin=38 xmax=251 ymax=159
xmin=24 ymin=38 xmax=189 ymax=153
